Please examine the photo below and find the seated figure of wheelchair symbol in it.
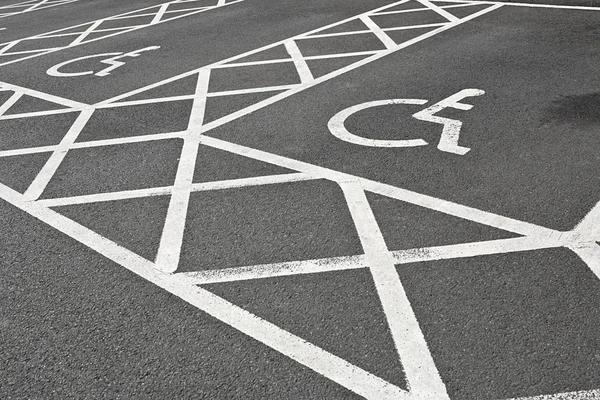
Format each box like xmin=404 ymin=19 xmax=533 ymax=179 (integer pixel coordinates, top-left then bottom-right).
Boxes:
xmin=328 ymin=88 xmax=484 ymax=155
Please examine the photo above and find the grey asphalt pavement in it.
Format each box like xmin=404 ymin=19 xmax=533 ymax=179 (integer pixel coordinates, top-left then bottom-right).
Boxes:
xmin=1 ymin=0 xmax=599 ymax=399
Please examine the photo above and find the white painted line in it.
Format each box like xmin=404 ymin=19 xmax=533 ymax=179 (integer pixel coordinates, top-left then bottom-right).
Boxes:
xmin=69 ymin=19 xmax=102 ymax=46
xmin=0 ymin=0 xmax=246 ymax=66
xmin=0 ymin=80 xmax=88 ymax=109
xmin=340 ymin=180 xmax=450 ymax=399
xmin=360 ymin=178 xmax=557 ymax=238
xmin=374 ymin=2 xmax=486 ymax=16
xmin=502 ymin=388 xmax=600 ymax=400
xmin=0 ymin=108 xmax=76 ymax=120
xmin=0 ymin=131 xmax=186 ymax=158
xmin=0 ymin=91 xmax=23 ymax=116
xmin=96 ymin=95 xmax=194 ymax=108
xmin=37 ymin=173 xmax=314 ymax=207
xmin=150 ymin=3 xmax=169 ymax=24
xmin=37 ymin=186 xmax=173 ymax=207
xmin=97 ymin=0 xmax=470 ymax=106
xmin=392 ymin=236 xmax=563 ymax=266
xmin=197 ymin=133 xmax=555 ymax=238
xmin=415 ymin=0 xmax=460 ymax=21
xmin=568 ymin=242 xmax=600 ymax=281
xmin=574 ymin=200 xmax=600 ymax=239
xmin=284 ymin=40 xmax=314 ymax=84
xmin=359 ymin=15 xmax=397 ymax=49
xmin=23 ymin=108 xmax=94 ymax=201
xmin=207 ymin=85 xmax=296 ymax=97
xmin=434 ymin=0 xmax=600 ymax=11
xmin=181 ymin=254 xmax=367 ymax=285
xmin=194 ymin=5 xmax=503 ymax=139
xmin=155 ymin=69 xmax=210 ymax=273
xmin=0 ymin=181 xmax=410 ymax=400
xmin=191 ymin=172 xmax=315 ymax=192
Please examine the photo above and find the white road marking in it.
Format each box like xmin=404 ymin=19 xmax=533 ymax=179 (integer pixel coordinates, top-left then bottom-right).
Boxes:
xmin=37 ymin=173 xmax=314 ymax=207
xmin=412 ymin=88 xmax=485 ymax=155
xmin=328 ymin=98 xmax=430 ymax=148
xmin=0 ymin=2 xmax=598 ymax=398
xmin=155 ymin=69 xmax=210 ymax=273
xmin=0 ymin=181 xmax=410 ymax=400
xmin=284 ymin=40 xmax=314 ymax=84
xmin=0 ymin=0 xmax=245 ymax=66
xmin=0 ymin=0 xmax=78 ymax=19
xmin=22 ymin=108 xmax=93 ymax=201
xmin=181 ymin=255 xmax=368 ymax=285
xmin=415 ymin=0 xmax=460 ymax=22
xmin=46 ymin=46 xmax=161 ymax=78
xmin=435 ymin=0 xmax=600 ymax=11
xmin=340 ymin=180 xmax=450 ymax=399
xmin=502 ymin=388 xmax=600 ymax=400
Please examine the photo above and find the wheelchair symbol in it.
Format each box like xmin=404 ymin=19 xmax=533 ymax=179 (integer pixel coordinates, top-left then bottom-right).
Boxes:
xmin=328 ymin=88 xmax=485 ymax=155
xmin=46 ymin=46 xmax=160 ymax=78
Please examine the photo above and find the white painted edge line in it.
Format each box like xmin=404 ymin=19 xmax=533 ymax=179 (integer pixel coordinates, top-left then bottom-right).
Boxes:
xmin=37 ymin=173 xmax=315 ymax=207
xmin=180 ymin=254 xmax=367 ymax=285
xmin=0 ymin=181 xmax=409 ymax=400
xmin=340 ymin=180 xmax=450 ymax=399
xmin=500 ymin=388 xmax=600 ymax=400
xmin=433 ymin=0 xmax=600 ymax=11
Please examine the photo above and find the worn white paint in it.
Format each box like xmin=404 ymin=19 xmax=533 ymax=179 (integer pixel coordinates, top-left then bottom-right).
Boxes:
xmin=0 ymin=2 xmax=598 ymax=399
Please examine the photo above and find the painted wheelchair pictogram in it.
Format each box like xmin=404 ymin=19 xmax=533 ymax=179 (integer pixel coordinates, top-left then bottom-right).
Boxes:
xmin=328 ymin=88 xmax=485 ymax=155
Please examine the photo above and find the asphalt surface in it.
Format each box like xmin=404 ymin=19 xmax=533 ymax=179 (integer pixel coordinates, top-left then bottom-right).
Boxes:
xmin=1 ymin=0 xmax=599 ymax=399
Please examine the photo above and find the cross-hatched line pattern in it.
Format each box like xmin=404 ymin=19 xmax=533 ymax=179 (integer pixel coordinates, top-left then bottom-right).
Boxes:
xmin=0 ymin=0 xmax=78 ymax=19
xmin=0 ymin=1 xmax=599 ymax=399
xmin=0 ymin=0 xmax=244 ymax=66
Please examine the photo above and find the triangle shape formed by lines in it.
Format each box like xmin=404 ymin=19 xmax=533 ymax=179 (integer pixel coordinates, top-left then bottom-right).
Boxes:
xmin=193 ymin=144 xmax=296 ymax=184
xmin=305 ymin=55 xmax=370 ymax=79
xmin=311 ymin=19 xmax=371 ymax=36
xmin=365 ymin=191 xmax=520 ymax=253
xmin=385 ymin=25 xmax=441 ymax=45
xmin=201 ymin=268 xmax=408 ymax=389
xmin=229 ymin=44 xmax=291 ymax=64
xmin=52 ymin=195 xmax=171 ymax=262
xmin=203 ymin=90 xmax=286 ymax=124
xmin=78 ymin=28 xmax=137 ymax=44
xmin=370 ymin=9 xmax=448 ymax=30
xmin=116 ymin=74 xmax=199 ymax=103
xmin=441 ymin=3 xmax=494 ymax=19
xmin=3 ymin=95 xmax=71 ymax=115
xmin=0 ymin=152 xmax=51 ymax=193
xmin=373 ymin=0 xmax=430 ymax=14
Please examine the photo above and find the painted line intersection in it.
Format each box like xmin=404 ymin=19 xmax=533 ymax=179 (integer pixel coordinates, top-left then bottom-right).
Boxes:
xmin=0 ymin=0 xmax=599 ymax=399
